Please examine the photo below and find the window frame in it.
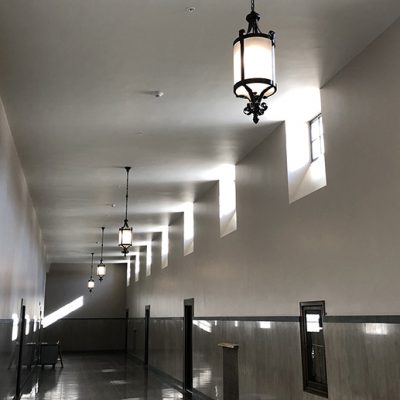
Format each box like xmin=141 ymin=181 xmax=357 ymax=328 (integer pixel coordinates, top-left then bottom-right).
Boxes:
xmin=309 ymin=114 xmax=324 ymax=162
xmin=299 ymin=300 xmax=328 ymax=398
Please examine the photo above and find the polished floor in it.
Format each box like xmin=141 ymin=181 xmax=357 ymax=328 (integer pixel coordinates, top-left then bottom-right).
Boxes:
xmin=19 ymin=353 xmax=186 ymax=400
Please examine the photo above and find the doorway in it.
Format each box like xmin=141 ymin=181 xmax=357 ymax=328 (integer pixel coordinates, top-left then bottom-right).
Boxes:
xmin=144 ymin=305 xmax=150 ymax=366
xmin=183 ymin=298 xmax=194 ymax=393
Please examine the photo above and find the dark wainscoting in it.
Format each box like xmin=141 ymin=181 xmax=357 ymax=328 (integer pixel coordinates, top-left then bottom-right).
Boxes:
xmin=0 ymin=319 xmax=15 ymax=400
xmin=127 ymin=317 xmax=183 ymax=382
xmin=127 ymin=315 xmax=400 ymax=400
xmin=193 ymin=319 xmax=303 ymax=399
xmin=42 ymin=318 xmax=126 ymax=352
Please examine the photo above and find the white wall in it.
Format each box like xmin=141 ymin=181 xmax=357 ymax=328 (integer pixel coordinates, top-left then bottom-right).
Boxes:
xmin=45 ymin=263 xmax=126 ymax=318
xmin=128 ymin=19 xmax=400 ymax=318
xmin=0 ymin=98 xmax=47 ymax=319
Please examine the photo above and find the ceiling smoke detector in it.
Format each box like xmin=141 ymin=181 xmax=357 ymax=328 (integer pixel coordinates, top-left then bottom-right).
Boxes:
xmin=185 ymin=6 xmax=196 ymax=13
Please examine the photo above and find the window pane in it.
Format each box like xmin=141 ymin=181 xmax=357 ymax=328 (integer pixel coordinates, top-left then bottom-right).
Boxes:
xmin=320 ymin=122 xmax=325 ymax=155
xmin=310 ymin=119 xmax=320 ymax=141
xmin=306 ymin=313 xmax=322 ymax=332
xmin=319 ymin=117 xmax=324 ymax=136
xmin=305 ymin=311 xmax=327 ymax=385
xmin=310 ymin=115 xmax=325 ymax=162
xmin=311 ymin=138 xmax=322 ymax=160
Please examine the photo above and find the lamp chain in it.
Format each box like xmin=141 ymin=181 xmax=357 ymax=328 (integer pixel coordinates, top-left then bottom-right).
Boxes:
xmin=124 ymin=167 xmax=131 ymax=221
xmin=251 ymin=0 xmax=255 ymax=12
xmin=90 ymin=253 xmax=94 ymax=277
xmin=100 ymin=227 xmax=105 ymax=262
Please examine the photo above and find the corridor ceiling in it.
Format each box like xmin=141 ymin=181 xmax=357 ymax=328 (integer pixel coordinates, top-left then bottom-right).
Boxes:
xmin=0 ymin=0 xmax=398 ymax=264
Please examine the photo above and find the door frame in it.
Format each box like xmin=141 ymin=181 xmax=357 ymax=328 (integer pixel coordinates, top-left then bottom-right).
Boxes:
xmin=183 ymin=298 xmax=194 ymax=393
xmin=144 ymin=305 xmax=150 ymax=366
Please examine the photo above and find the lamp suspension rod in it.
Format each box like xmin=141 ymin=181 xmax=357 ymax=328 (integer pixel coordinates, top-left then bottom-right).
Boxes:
xmin=124 ymin=167 xmax=131 ymax=221
xmin=90 ymin=253 xmax=94 ymax=277
xmin=100 ymin=227 xmax=105 ymax=262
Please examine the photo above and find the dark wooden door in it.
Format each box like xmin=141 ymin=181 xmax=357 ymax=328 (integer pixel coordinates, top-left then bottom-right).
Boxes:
xmin=183 ymin=298 xmax=194 ymax=393
xmin=144 ymin=305 xmax=150 ymax=365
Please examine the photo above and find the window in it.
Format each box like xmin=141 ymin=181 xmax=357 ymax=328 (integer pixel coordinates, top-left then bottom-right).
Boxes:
xmin=134 ymin=254 xmax=140 ymax=282
xmin=127 ymin=257 xmax=131 ymax=287
xmin=146 ymin=242 xmax=152 ymax=276
xmin=219 ymin=164 xmax=237 ymax=237
xmin=183 ymin=203 xmax=194 ymax=256
xmin=161 ymin=226 xmax=169 ymax=268
xmin=309 ymin=114 xmax=325 ymax=161
xmin=300 ymin=301 xmax=328 ymax=397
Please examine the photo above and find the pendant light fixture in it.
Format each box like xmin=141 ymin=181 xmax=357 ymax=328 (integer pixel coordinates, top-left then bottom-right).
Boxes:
xmin=233 ymin=0 xmax=277 ymax=124
xmin=118 ymin=167 xmax=133 ymax=256
xmin=88 ymin=253 xmax=95 ymax=293
xmin=97 ymin=227 xmax=106 ymax=281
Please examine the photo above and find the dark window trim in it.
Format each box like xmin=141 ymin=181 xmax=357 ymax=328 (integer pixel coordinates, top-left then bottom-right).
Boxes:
xmin=300 ymin=300 xmax=328 ymax=398
xmin=309 ymin=114 xmax=323 ymax=162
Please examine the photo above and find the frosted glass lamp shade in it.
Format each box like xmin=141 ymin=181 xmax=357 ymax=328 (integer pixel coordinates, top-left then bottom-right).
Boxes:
xmin=233 ymin=31 xmax=276 ymax=102
xmin=232 ymin=5 xmax=277 ymax=125
xmin=233 ymin=33 xmax=276 ymax=101
xmin=88 ymin=278 xmax=95 ymax=292
xmin=97 ymin=263 xmax=106 ymax=280
xmin=119 ymin=222 xmax=133 ymax=253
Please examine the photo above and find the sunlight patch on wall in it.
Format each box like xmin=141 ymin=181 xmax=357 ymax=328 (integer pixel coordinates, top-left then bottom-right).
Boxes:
xmin=161 ymin=226 xmax=169 ymax=268
xmin=130 ymin=252 xmax=140 ymax=282
xmin=219 ymin=164 xmax=237 ymax=238
xmin=184 ymin=202 xmax=194 ymax=256
xmin=127 ymin=257 xmax=131 ymax=287
xmin=33 ymin=315 xmax=38 ymax=332
xmin=193 ymin=320 xmax=212 ymax=333
xmin=284 ymin=88 xmax=327 ymax=203
xmin=268 ymin=87 xmax=322 ymax=122
xmin=259 ymin=321 xmax=271 ymax=329
xmin=146 ymin=242 xmax=152 ymax=277
xmin=25 ymin=314 xmax=30 ymax=335
xmin=365 ymin=323 xmax=388 ymax=335
xmin=42 ymin=296 xmax=84 ymax=328
xmin=11 ymin=313 xmax=19 ymax=341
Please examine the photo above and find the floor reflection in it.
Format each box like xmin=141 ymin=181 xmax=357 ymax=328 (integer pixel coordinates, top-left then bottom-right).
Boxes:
xmin=19 ymin=353 xmax=190 ymax=400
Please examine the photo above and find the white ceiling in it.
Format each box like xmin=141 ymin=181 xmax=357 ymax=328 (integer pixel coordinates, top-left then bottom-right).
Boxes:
xmin=0 ymin=0 xmax=398 ymax=264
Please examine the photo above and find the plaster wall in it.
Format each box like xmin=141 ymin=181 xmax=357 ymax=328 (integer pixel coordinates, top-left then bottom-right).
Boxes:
xmin=128 ymin=19 xmax=400 ymax=318
xmin=0 ymin=98 xmax=47 ymax=320
xmin=0 ymin=97 xmax=47 ymax=399
xmin=44 ymin=262 xmax=126 ymax=318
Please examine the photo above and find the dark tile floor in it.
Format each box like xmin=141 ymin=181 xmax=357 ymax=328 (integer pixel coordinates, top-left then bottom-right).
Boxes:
xmin=19 ymin=352 xmax=186 ymax=400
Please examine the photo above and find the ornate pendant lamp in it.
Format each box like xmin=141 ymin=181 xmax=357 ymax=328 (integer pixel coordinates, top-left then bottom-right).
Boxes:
xmin=233 ymin=0 xmax=277 ymax=124
xmin=88 ymin=252 xmax=95 ymax=293
xmin=97 ymin=227 xmax=106 ymax=281
xmin=118 ymin=167 xmax=133 ymax=256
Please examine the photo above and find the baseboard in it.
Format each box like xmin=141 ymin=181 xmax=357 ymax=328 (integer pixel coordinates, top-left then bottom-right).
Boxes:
xmin=126 ymin=351 xmax=144 ymax=364
xmin=62 ymin=349 xmax=125 ymax=354
xmin=192 ymin=388 xmax=215 ymax=400
xmin=147 ymin=364 xmax=183 ymax=391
